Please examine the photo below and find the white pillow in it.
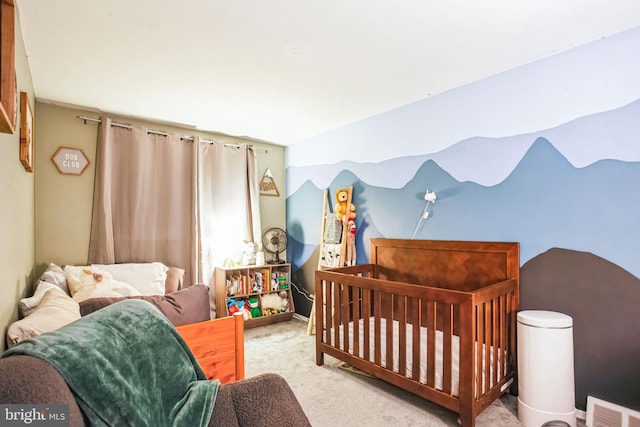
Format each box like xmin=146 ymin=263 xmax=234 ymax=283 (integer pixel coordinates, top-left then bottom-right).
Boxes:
xmin=38 ymin=263 xmax=69 ymax=294
xmin=7 ymin=287 xmax=80 ymax=347
xmin=91 ymin=262 xmax=168 ymax=295
xmin=63 ymin=265 xmax=141 ymax=302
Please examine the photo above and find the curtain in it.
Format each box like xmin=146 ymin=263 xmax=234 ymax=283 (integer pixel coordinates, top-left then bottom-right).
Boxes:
xmin=89 ymin=117 xmax=261 ymax=317
xmin=197 ymin=141 xmax=261 ymax=314
xmin=89 ymin=118 xmax=197 ymax=284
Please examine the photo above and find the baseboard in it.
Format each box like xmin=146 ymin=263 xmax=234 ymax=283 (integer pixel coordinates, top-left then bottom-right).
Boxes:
xmin=293 ymin=313 xmax=309 ymax=323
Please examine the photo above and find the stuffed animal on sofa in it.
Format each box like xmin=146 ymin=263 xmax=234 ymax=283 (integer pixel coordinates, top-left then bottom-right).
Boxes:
xmin=335 ymin=188 xmax=356 ymax=223
xmin=64 ymin=266 xmax=141 ymax=303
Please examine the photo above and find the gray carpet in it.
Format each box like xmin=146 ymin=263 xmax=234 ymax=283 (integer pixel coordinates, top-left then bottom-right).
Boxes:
xmin=244 ymin=318 xmax=526 ymax=427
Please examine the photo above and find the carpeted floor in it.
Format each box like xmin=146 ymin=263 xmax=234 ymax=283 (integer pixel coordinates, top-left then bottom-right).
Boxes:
xmin=244 ymin=318 xmax=530 ymax=427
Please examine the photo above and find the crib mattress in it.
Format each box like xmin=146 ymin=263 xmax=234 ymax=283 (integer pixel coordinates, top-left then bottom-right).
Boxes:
xmin=326 ymin=318 xmax=505 ymax=397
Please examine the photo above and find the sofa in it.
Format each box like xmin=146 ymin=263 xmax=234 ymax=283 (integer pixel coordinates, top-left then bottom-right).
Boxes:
xmin=0 ymin=357 xmax=311 ymax=427
xmin=0 ymin=299 xmax=312 ymax=427
xmin=6 ymin=262 xmax=190 ymax=348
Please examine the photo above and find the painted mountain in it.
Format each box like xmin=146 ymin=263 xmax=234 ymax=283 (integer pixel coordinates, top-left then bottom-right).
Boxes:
xmin=521 ymin=248 xmax=640 ymax=410
xmin=286 ymin=137 xmax=640 ymax=279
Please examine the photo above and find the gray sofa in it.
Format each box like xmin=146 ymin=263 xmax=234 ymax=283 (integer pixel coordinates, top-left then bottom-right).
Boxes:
xmin=1 ymin=290 xmax=312 ymax=426
xmin=0 ymin=354 xmax=310 ymax=426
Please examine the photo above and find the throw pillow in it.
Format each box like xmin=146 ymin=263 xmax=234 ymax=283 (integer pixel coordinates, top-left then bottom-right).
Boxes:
xmin=19 ymin=280 xmax=58 ymax=317
xmin=64 ymin=265 xmax=142 ymax=302
xmin=91 ymin=262 xmax=168 ymax=295
xmin=6 ymin=287 xmax=80 ymax=348
xmin=38 ymin=263 xmax=69 ymax=294
xmin=79 ymin=284 xmax=211 ymax=326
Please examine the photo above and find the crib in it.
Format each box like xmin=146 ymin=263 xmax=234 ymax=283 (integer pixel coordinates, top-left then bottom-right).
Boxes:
xmin=315 ymin=239 xmax=519 ymax=427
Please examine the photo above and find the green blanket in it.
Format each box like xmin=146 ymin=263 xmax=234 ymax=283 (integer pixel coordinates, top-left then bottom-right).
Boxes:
xmin=4 ymin=299 xmax=218 ymax=427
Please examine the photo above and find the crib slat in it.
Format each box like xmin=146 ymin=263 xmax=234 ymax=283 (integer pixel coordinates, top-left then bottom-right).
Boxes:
xmin=398 ymin=296 xmax=407 ymax=377
xmin=475 ymin=303 xmax=484 ymax=397
xmin=442 ymin=303 xmax=453 ymax=395
xmin=353 ymin=286 xmax=360 ymax=358
xmin=500 ymin=294 xmax=507 ymax=379
xmin=342 ymin=282 xmax=350 ymax=354
xmin=492 ymin=297 xmax=499 ymax=387
xmin=386 ymin=295 xmax=394 ymax=370
xmin=324 ymin=280 xmax=332 ymax=344
xmin=333 ymin=282 xmax=341 ymax=350
xmin=374 ymin=291 xmax=382 ymax=366
xmin=411 ymin=298 xmax=421 ymax=381
xmin=482 ymin=300 xmax=495 ymax=393
xmin=426 ymin=300 xmax=436 ymax=388
xmin=363 ymin=288 xmax=371 ymax=362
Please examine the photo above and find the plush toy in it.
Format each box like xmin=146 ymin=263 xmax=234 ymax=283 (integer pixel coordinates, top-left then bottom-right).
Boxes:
xmin=335 ymin=188 xmax=356 ymax=223
xmin=261 ymin=293 xmax=288 ymax=316
xmin=247 ymin=297 xmax=261 ymax=318
xmin=227 ymin=298 xmax=251 ymax=320
xmin=278 ymin=291 xmax=290 ymax=312
xmin=346 ymin=219 xmax=357 ymax=266
xmin=227 ymin=298 xmax=242 ymax=315
xmin=241 ymin=241 xmax=257 ymax=265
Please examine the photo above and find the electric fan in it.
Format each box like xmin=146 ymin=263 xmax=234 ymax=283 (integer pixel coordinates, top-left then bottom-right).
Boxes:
xmin=262 ymin=227 xmax=288 ymax=264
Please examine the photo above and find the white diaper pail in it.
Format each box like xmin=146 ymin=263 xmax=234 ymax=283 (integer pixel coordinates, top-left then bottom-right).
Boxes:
xmin=517 ymin=310 xmax=576 ymax=427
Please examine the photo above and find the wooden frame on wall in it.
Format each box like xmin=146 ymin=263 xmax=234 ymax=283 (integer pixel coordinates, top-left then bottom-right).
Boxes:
xmin=19 ymin=92 xmax=33 ymax=172
xmin=0 ymin=0 xmax=16 ymax=134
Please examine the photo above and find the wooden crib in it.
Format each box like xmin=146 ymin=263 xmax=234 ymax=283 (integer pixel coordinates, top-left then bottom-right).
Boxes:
xmin=315 ymin=239 xmax=519 ymax=427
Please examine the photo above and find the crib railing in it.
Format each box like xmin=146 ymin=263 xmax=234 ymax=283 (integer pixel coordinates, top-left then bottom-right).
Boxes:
xmin=315 ymin=265 xmax=518 ymax=418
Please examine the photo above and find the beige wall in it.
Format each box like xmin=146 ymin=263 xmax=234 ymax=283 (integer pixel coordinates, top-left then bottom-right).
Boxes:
xmin=2 ymin=8 xmax=286 ymax=347
xmin=34 ymin=102 xmax=286 ymax=270
xmin=0 ymin=10 xmax=35 ymax=348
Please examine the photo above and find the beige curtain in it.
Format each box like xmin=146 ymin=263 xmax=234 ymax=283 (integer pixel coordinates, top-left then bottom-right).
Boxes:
xmin=197 ymin=141 xmax=261 ymax=315
xmin=89 ymin=118 xmax=261 ymax=316
xmin=89 ymin=118 xmax=197 ymax=284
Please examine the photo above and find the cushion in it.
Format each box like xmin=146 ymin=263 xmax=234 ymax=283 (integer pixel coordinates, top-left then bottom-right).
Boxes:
xmin=79 ymin=284 xmax=211 ymax=326
xmin=91 ymin=262 xmax=168 ymax=295
xmin=165 ymin=266 xmax=185 ymax=294
xmin=19 ymin=280 xmax=58 ymax=317
xmin=63 ymin=265 xmax=142 ymax=302
xmin=0 ymin=355 xmax=86 ymax=426
xmin=6 ymin=287 xmax=80 ymax=348
xmin=38 ymin=263 xmax=69 ymax=294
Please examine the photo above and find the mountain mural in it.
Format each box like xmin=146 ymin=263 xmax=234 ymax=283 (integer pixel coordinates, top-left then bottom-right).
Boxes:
xmin=286 ymin=137 xmax=640 ymax=279
xmin=521 ymin=247 xmax=640 ymax=410
xmin=286 ymin=98 xmax=640 ymax=196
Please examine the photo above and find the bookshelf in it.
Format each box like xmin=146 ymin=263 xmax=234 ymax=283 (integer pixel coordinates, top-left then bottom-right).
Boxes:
xmin=214 ymin=263 xmax=294 ymax=328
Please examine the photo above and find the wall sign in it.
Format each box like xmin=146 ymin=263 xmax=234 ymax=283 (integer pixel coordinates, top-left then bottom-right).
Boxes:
xmin=259 ymin=167 xmax=280 ymax=197
xmin=51 ymin=146 xmax=90 ymax=175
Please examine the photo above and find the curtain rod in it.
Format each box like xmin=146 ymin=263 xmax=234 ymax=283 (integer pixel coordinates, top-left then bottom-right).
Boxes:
xmin=77 ymin=115 xmax=271 ymax=152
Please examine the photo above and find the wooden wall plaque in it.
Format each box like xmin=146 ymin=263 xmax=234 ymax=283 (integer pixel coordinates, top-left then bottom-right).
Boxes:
xmin=51 ymin=146 xmax=90 ymax=175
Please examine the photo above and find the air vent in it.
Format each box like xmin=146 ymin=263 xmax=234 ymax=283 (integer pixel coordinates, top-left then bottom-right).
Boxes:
xmin=587 ymin=396 xmax=640 ymax=427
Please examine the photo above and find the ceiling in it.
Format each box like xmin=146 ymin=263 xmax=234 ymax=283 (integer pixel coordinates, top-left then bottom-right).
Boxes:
xmin=15 ymin=1 xmax=640 ymax=145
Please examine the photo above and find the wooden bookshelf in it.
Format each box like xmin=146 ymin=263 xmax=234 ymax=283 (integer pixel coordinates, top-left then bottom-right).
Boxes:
xmin=214 ymin=263 xmax=294 ymax=328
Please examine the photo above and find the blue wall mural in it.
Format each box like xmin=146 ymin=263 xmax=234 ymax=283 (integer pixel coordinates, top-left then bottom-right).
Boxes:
xmin=288 ymin=99 xmax=640 ymax=279
xmin=285 ymin=26 xmax=640 ymax=411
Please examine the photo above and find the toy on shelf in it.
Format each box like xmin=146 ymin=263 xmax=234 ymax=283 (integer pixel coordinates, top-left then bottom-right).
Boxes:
xmin=247 ymin=297 xmax=261 ymax=318
xmin=227 ymin=298 xmax=250 ymax=320
xmin=261 ymin=292 xmax=289 ymax=316
xmin=241 ymin=241 xmax=258 ymax=265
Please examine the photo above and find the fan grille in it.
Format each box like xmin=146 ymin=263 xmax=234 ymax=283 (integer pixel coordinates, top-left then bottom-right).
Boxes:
xmin=262 ymin=227 xmax=287 ymax=264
